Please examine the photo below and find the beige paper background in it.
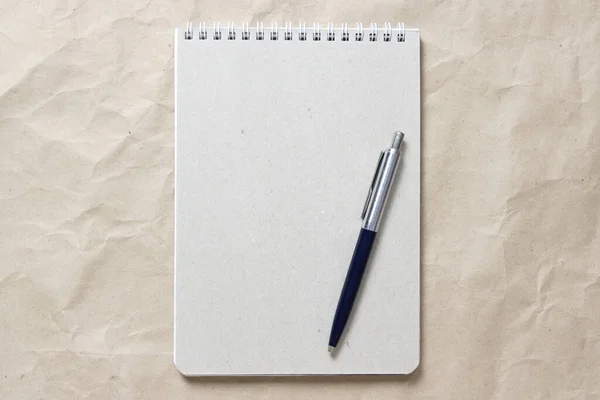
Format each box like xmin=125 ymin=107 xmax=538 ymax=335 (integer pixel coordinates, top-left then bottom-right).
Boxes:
xmin=1 ymin=0 xmax=599 ymax=398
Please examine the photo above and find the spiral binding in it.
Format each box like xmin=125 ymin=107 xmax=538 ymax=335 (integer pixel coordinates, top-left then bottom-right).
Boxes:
xmin=183 ymin=22 xmax=406 ymax=42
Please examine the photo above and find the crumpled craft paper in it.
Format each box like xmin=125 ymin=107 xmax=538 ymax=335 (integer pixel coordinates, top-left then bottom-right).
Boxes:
xmin=1 ymin=0 xmax=599 ymax=399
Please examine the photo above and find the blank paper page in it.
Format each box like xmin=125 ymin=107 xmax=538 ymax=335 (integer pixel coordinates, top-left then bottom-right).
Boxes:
xmin=174 ymin=25 xmax=420 ymax=376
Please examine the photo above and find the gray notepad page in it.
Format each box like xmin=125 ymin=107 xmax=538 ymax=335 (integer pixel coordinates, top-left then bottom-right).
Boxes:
xmin=174 ymin=24 xmax=420 ymax=376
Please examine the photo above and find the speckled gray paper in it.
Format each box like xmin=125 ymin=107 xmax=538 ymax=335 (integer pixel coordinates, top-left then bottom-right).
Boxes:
xmin=174 ymin=28 xmax=421 ymax=375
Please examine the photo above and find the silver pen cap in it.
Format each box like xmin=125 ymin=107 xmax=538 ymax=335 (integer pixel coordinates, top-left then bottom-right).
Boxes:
xmin=361 ymin=132 xmax=404 ymax=231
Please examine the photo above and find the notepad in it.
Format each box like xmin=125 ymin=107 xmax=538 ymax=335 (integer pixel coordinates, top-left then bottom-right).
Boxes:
xmin=174 ymin=22 xmax=421 ymax=376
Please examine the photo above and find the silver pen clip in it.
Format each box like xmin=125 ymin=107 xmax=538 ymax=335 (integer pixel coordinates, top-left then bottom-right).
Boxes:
xmin=361 ymin=151 xmax=385 ymax=220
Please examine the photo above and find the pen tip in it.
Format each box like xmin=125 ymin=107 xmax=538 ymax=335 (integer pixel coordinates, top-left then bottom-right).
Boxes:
xmin=391 ymin=132 xmax=404 ymax=150
xmin=328 ymin=346 xmax=335 ymax=353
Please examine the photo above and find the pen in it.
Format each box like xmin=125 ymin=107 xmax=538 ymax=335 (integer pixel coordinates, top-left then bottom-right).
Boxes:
xmin=328 ymin=132 xmax=404 ymax=352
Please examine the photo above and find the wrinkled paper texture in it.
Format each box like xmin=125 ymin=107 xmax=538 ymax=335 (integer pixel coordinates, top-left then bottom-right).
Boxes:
xmin=1 ymin=0 xmax=599 ymax=398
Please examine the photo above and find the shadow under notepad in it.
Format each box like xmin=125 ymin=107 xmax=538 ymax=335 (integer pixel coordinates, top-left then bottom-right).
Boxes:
xmin=182 ymin=369 xmax=421 ymax=383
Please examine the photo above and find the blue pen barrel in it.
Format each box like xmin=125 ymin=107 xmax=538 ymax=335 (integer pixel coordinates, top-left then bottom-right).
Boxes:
xmin=329 ymin=228 xmax=377 ymax=348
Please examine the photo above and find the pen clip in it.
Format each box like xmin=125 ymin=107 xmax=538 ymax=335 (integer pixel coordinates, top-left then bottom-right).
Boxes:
xmin=361 ymin=151 xmax=385 ymax=220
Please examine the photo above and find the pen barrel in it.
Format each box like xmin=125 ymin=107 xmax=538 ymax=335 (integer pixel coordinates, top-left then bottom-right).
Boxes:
xmin=329 ymin=228 xmax=377 ymax=348
xmin=362 ymin=149 xmax=401 ymax=231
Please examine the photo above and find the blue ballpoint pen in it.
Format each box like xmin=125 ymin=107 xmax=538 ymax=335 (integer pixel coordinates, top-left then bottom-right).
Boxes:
xmin=328 ymin=132 xmax=404 ymax=352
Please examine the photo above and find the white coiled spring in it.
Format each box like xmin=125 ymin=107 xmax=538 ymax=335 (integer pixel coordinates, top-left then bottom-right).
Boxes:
xmin=183 ymin=22 xmax=406 ymax=42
